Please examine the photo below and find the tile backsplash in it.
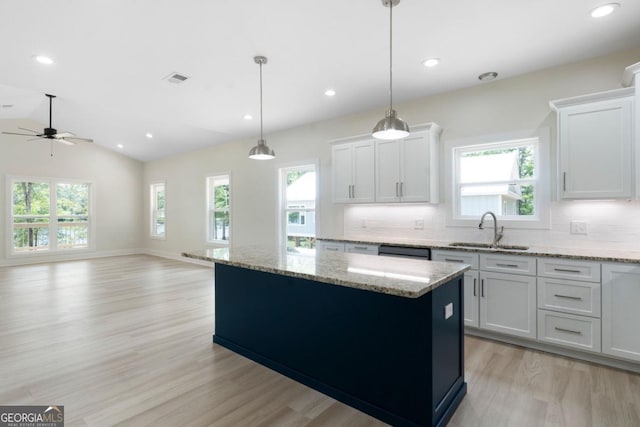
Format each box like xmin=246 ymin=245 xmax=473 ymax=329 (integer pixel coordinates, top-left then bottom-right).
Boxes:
xmin=343 ymin=200 xmax=640 ymax=251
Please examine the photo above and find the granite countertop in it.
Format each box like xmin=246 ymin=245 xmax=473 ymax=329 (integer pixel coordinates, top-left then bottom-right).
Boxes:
xmin=182 ymin=245 xmax=469 ymax=299
xmin=320 ymin=236 xmax=640 ymax=264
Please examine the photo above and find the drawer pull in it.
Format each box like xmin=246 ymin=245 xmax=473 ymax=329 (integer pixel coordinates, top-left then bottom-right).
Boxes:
xmin=445 ymin=258 xmax=465 ymax=263
xmin=554 ymin=294 xmax=582 ymax=301
xmin=352 ymin=246 xmax=369 ymax=250
xmin=326 ymin=248 xmax=339 ymax=251
xmin=481 ymin=279 xmax=485 ymax=298
xmin=473 ymin=278 xmax=477 ymax=297
xmin=554 ymin=327 xmax=582 ymax=335
xmin=496 ymin=263 xmax=519 ymax=268
xmin=553 ymin=268 xmax=582 ymax=274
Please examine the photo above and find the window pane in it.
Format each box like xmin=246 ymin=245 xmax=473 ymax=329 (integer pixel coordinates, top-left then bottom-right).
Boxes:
xmin=460 ymin=146 xmax=534 ymax=184
xmin=283 ymin=167 xmax=316 ymax=252
xmin=13 ymin=225 xmax=49 ymax=252
xmin=213 ymin=210 xmax=230 ymax=241
xmin=460 ymin=183 xmax=534 ymax=217
xmin=214 ymin=182 xmax=230 ymax=210
xmin=57 ymin=183 xmax=89 ymax=216
xmin=13 ymin=182 xmax=49 ymax=215
xmin=57 ymin=224 xmax=88 ymax=249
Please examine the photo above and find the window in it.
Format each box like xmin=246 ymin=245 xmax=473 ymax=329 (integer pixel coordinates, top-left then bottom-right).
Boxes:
xmin=10 ymin=177 xmax=92 ymax=254
xmin=150 ymin=182 xmax=165 ymax=238
xmin=449 ymin=131 xmax=550 ymax=228
xmin=206 ymin=175 xmax=230 ymax=244
xmin=280 ymin=165 xmax=316 ymax=252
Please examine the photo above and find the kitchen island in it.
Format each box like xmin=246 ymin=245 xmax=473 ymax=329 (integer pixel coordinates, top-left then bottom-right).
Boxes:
xmin=183 ymin=246 xmax=470 ymax=427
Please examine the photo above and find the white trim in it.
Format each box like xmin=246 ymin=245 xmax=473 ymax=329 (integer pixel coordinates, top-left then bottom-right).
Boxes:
xmin=205 ymin=172 xmax=232 ymax=245
xmin=6 ymin=175 xmax=96 ymax=257
xmin=622 ymin=61 xmax=640 ymax=88
xmin=0 ymin=248 xmax=141 ymax=267
xmin=445 ymin=128 xmax=551 ymax=229
xmin=549 ymin=87 xmax=634 ymax=110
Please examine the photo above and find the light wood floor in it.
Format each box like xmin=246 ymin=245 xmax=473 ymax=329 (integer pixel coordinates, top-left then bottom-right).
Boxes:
xmin=1 ymin=255 xmax=638 ymax=426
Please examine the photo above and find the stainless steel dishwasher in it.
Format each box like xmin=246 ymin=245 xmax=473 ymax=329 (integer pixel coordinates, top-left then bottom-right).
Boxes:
xmin=378 ymin=244 xmax=431 ymax=259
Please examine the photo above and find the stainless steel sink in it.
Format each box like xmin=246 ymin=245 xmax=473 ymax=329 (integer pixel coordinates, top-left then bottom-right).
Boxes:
xmin=449 ymin=242 xmax=530 ymax=251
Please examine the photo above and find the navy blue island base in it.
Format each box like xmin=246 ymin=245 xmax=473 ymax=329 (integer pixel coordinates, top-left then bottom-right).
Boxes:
xmin=213 ymin=263 xmax=466 ymax=427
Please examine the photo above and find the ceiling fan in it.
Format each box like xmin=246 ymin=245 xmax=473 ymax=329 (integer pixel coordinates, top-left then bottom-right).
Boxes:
xmin=2 ymin=93 xmax=93 ymax=146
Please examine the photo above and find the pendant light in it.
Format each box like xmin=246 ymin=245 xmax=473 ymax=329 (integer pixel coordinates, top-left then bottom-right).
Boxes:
xmin=248 ymin=55 xmax=275 ymax=160
xmin=372 ymin=0 xmax=410 ymax=140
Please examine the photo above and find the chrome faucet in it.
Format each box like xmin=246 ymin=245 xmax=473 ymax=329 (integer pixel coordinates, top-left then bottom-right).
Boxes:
xmin=479 ymin=211 xmax=504 ymax=247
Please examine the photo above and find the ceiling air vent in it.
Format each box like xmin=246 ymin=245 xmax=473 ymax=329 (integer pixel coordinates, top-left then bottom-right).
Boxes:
xmin=164 ymin=72 xmax=189 ymax=84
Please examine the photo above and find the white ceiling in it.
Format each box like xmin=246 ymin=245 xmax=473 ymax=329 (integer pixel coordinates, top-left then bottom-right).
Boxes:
xmin=1 ymin=0 xmax=639 ymax=161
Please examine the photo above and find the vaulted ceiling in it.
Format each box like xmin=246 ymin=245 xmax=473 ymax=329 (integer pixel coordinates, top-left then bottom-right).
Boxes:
xmin=1 ymin=0 xmax=639 ymax=161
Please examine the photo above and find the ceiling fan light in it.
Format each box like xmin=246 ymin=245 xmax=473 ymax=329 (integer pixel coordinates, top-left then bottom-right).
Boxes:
xmin=372 ymin=109 xmax=410 ymax=140
xmin=248 ymin=139 xmax=275 ymax=160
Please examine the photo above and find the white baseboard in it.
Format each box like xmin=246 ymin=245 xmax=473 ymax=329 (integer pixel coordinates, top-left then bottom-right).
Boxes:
xmin=142 ymin=248 xmax=214 ymax=267
xmin=466 ymin=328 xmax=640 ymax=374
xmin=0 ymin=248 xmax=143 ymax=267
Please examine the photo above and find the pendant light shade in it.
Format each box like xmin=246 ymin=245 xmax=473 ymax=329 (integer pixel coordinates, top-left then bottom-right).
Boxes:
xmin=372 ymin=0 xmax=410 ymax=140
xmin=249 ymin=56 xmax=275 ymax=160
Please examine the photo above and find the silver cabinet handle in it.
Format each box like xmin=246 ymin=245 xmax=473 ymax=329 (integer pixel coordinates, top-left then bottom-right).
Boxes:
xmin=400 ymin=182 xmax=404 ymax=197
xmin=553 ymin=268 xmax=581 ymax=274
xmin=496 ymin=263 xmax=519 ymax=268
xmin=445 ymin=258 xmax=465 ymax=263
xmin=326 ymin=247 xmax=339 ymax=252
xmin=352 ymin=246 xmax=369 ymax=250
xmin=351 ymin=185 xmax=355 ymax=199
xmin=555 ymin=327 xmax=582 ymax=335
xmin=554 ymin=294 xmax=582 ymax=301
xmin=481 ymin=279 xmax=485 ymax=298
xmin=473 ymin=278 xmax=477 ymax=297
xmin=563 ymin=172 xmax=566 ymax=192
xmin=395 ymin=182 xmax=399 ymax=197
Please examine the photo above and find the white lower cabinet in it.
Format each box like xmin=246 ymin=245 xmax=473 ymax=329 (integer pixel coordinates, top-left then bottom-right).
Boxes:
xmin=479 ymin=270 xmax=537 ymax=339
xmin=602 ymin=263 xmax=640 ymax=362
xmin=463 ymin=270 xmax=480 ymax=327
xmin=537 ymin=310 xmax=601 ymax=352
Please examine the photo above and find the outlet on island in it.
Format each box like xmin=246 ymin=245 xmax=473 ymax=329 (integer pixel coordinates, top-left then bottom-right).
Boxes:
xmin=414 ymin=219 xmax=424 ymax=230
xmin=570 ymin=220 xmax=588 ymax=235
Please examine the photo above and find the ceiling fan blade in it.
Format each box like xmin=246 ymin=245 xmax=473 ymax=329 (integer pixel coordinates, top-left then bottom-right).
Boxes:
xmin=18 ymin=127 xmax=39 ymax=134
xmin=2 ymin=131 xmax=44 ymax=137
xmin=58 ymin=139 xmax=76 ymax=146
xmin=55 ymin=132 xmax=75 ymax=138
xmin=63 ymin=136 xmax=93 ymax=143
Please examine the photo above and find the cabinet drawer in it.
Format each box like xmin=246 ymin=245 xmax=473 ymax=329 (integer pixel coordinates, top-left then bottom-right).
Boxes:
xmin=317 ymin=241 xmax=345 ymax=253
xmin=537 ymin=258 xmax=601 ymax=282
xmin=345 ymin=243 xmax=379 ymax=255
xmin=537 ymin=278 xmax=601 ymax=317
xmin=537 ymin=309 xmax=601 ymax=352
xmin=432 ymin=250 xmax=479 ymax=270
xmin=480 ymin=254 xmax=536 ymax=276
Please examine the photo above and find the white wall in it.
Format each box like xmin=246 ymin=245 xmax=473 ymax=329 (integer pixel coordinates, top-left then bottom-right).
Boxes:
xmin=143 ymin=47 xmax=640 ymax=255
xmin=0 ymin=118 xmax=143 ymax=265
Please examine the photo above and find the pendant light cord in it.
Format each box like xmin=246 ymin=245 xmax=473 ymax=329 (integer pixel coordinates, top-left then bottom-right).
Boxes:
xmin=259 ymin=61 xmax=264 ymax=142
xmin=389 ymin=1 xmax=393 ymax=112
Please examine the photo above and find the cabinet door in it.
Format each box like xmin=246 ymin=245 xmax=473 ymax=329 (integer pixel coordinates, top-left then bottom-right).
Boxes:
xmin=351 ymin=141 xmax=375 ymax=203
xmin=332 ymin=144 xmax=353 ymax=203
xmin=375 ymin=139 xmax=401 ymax=202
xmin=480 ymin=271 xmax=537 ymax=339
xmin=602 ymin=263 xmax=640 ymax=362
xmin=400 ymin=135 xmax=430 ymax=202
xmin=464 ymin=270 xmax=480 ymax=328
xmin=559 ymin=97 xmax=633 ymax=199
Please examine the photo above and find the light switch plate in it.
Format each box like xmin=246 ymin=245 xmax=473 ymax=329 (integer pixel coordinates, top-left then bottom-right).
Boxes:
xmin=444 ymin=303 xmax=453 ymax=320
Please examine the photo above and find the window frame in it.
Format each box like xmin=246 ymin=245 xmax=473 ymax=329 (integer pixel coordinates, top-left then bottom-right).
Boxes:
xmin=6 ymin=175 xmax=95 ymax=257
xmin=206 ymin=173 xmax=231 ymax=245
xmin=278 ymin=162 xmax=318 ymax=250
xmin=149 ymin=181 xmax=166 ymax=239
xmin=445 ymin=129 xmax=550 ymax=229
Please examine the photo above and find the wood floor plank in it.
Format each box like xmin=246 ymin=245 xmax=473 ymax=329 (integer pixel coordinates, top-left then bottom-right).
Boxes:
xmin=1 ymin=255 xmax=639 ymax=426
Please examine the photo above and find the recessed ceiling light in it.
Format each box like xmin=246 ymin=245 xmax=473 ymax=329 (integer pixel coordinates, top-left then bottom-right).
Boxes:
xmin=117 ymin=144 xmax=124 ymax=149
xmin=324 ymin=89 xmax=336 ymax=97
xmin=243 ymin=114 xmax=253 ymax=120
xmin=145 ymin=133 xmax=153 ymax=139
xmin=478 ymin=71 xmax=498 ymax=82
xmin=422 ymin=58 xmax=440 ymax=68
xmin=590 ymin=3 xmax=620 ymax=18
xmin=33 ymin=55 xmax=54 ymax=65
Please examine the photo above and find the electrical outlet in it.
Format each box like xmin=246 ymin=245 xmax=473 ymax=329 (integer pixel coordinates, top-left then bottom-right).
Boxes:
xmin=570 ymin=221 xmax=588 ymax=235
xmin=361 ymin=218 xmax=367 ymax=228
xmin=414 ymin=219 xmax=424 ymax=230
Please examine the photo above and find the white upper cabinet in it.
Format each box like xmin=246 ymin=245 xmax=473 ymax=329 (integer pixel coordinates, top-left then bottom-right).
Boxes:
xmin=331 ymin=139 xmax=375 ymax=203
xmin=550 ymin=88 xmax=634 ymax=199
xmin=374 ymin=123 xmax=441 ymax=203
